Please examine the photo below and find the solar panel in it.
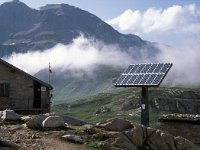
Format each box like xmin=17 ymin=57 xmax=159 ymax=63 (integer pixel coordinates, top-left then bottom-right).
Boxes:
xmin=115 ymin=63 xmax=172 ymax=87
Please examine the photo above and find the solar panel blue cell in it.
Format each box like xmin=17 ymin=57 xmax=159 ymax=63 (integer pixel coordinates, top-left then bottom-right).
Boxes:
xmin=121 ymin=75 xmax=132 ymax=85
xmin=127 ymin=74 xmax=138 ymax=84
xmin=124 ymin=65 xmax=134 ymax=74
xmin=147 ymin=64 xmax=157 ymax=73
xmin=146 ymin=74 xmax=157 ymax=84
xmin=134 ymin=74 xmax=143 ymax=84
xmin=115 ymin=75 xmax=126 ymax=85
xmin=160 ymin=63 xmax=170 ymax=73
xmin=139 ymin=74 xmax=150 ymax=84
xmin=152 ymin=74 xmax=164 ymax=85
xmin=136 ymin=64 xmax=145 ymax=73
xmin=153 ymin=64 xmax=164 ymax=73
xmin=141 ymin=64 xmax=151 ymax=73
xmin=129 ymin=64 xmax=140 ymax=74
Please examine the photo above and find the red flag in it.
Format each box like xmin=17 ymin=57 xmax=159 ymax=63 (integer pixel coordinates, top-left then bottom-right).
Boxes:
xmin=49 ymin=63 xmax=52 ymax=74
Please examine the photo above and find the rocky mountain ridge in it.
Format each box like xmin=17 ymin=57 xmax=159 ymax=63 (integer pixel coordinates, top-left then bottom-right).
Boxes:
xmin=151 ymin=88 xmax=200 ymax=114
xmin=0 ymin=0 xmax=158 ymax=57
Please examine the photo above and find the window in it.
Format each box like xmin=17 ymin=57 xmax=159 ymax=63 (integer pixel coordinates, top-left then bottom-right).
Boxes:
xmin=0 ymin=82 xmax=10 ymax=97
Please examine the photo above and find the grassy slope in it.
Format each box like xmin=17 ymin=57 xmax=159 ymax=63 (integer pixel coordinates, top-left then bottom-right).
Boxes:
xmin=53 ymin=87 xmax=185 ymax=126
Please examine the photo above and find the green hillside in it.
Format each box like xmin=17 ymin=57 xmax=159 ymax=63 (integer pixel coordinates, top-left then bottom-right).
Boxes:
xmin=52 ymin=87 xmax=200 ymax=125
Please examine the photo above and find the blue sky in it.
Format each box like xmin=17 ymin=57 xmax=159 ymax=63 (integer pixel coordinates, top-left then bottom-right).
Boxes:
xmin=1 ymin=0 xmax=200 ymax=45
xmin=0 ymin=0 xmax=199 ymax=20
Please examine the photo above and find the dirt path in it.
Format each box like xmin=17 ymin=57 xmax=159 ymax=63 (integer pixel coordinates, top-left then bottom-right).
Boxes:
xmin=0 ymin=123 xmax=90 ymax=150
xmin=42 ymin=137 xmax=89 ymax=150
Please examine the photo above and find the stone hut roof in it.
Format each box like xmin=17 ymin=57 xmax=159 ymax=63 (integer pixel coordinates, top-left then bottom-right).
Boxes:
xmin=0 ymin=58 xmax=53 ymax=90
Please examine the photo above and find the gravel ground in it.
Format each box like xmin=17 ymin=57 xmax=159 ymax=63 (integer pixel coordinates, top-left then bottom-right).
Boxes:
xmin=0 ymin=122 xmax=89 ymax=150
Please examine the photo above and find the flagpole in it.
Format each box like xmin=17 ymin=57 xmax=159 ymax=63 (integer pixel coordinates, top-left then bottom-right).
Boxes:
xmin=48 ymin=62 xmax=52 ymax=113
xmin=49 ymin=62 xmax=51 ymax=84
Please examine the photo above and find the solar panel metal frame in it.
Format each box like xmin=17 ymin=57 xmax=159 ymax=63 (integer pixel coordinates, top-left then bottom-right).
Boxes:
xmin=114 ymin=63 xmax=172 ymax=87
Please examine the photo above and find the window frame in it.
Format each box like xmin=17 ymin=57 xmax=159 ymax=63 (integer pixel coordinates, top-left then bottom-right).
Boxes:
xmin=0 ymin=81 xmax=10 ymax=97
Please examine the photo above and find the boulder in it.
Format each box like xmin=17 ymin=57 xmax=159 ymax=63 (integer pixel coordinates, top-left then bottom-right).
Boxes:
xmin=175 ymin=136 xmax=200 ymax=150
xmin=0 ymin=139 xmax=20 ymax=149
xmin=60 ymin=115 xmax=92 ymax=126
xmin=62 ymin=135 xmax=84 ymax=144
xmin=1 ymin=110 xmax=20 ymax=121
xmin=124 ymin=124 xmax=146 ymax=147
xmin=121 ymin=101 xmax=139 ymax=111
xmin=147 ymin=127 xmax=176 ymax=150
xmin=25 ymin=114 xmax=48 ymax=128
xmin=97 ymin=132 xmax=138 ymax=150
xmin=96 ymin=118 xmax=133 ymax=131
xmin=93 ymin=118 xmax=199 ymax=150
xmin=42 ymin=116 xmax=65 ymax=128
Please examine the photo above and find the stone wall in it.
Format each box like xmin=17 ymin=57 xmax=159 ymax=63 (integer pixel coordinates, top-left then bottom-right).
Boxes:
xmin=158 ymin=114 xmax=200 ymax=144
xmin=0 ymin=62 xmax=34 ymax=110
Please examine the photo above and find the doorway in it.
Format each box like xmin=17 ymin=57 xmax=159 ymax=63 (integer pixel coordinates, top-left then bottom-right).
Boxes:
xmin=33 ymin=81 xmax=41 ymax=108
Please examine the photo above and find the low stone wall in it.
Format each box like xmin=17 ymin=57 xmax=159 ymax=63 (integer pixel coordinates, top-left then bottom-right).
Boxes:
xmin=158 ymin=114 xmax=200 ymax=144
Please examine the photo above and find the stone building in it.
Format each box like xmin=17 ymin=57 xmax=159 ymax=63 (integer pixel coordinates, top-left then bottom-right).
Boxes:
xmin=0 ymin=58 xmax=53 ymax=114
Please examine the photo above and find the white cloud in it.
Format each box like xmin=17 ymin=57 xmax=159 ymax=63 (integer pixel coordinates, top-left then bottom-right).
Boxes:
xmin=108 ymin=9 xmax=142 ymax=32
xmin=156 ymin=39 xmax=200 ymax=86
xmin=3 ymin=35 xmax=133 ymax=75
xmin=3 ymin=35 xmax=200 ymax=86
xmin=106 ymin=4 xmax=200 ymax=45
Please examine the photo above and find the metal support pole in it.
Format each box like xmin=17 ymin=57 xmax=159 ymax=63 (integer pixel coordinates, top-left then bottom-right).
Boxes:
xmin=48 ymin=63 xmax=51 ymax=84
xmin=141 ymin=87 xmax=149 ymax=126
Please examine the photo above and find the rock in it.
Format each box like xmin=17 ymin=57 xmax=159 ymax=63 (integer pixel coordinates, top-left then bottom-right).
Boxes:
xmin=62 ymin=135 xmax=84 ymax=144
xmin=96 ymin=118 xmax=133 ymax=131
xmin=1 ymin=110 xmax=20 ymax=121
xmin=25 ymin=113 xmax=90 ymax=128
xmin=0 ymin=111 xmax=2 ymax=117
xmin=159 ymin=113 xmax=200 ymax=123
xmin=60 ymin=115 xmax=92 ymax=126
xmin=0 ymin=139 xmax=20 ymax=149
xmin=121 ymin=101 xmax=139 ymax=111
xmin=124 ymin=124 xmax=146 ymax=147
xmin=181 ymin=91 xmax=200 ymax=99
xmin=175 ymin=136 xmax=200 ymax=150
xmin=95 ymin=107 xmax=111 ymax=115
xmin=25 ymin=114 xmax=48 ymax=128
xmin=154 ymin=98 xmax=177 ymax=112
xmin=147 ymin=127 xmax=176 ymax=150
xmin=153 ymin=89 xmax=200 ymax=114
xmin=42 ymin=116 xmax=65 ymax=128
xmin=93 ymin=118 xmax=200 ymax=150
xmin=97 ymin=132 xmax=138 ymax=150
xmin=92 ymin=133 xmax=107 ymax=141
xmin=21 ymin=116 xmax=32 ymax=122
xmin=0 ymin=148 xmax=15 ymax=150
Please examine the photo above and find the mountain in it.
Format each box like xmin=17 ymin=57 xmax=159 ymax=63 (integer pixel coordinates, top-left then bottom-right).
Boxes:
xmin=0 ymin=1 xmax=160 ymax=103
xmin=0 ymin=0 xmax=158 ymax=57
xmin=35 ymin=65 xmax=124 ymax=104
